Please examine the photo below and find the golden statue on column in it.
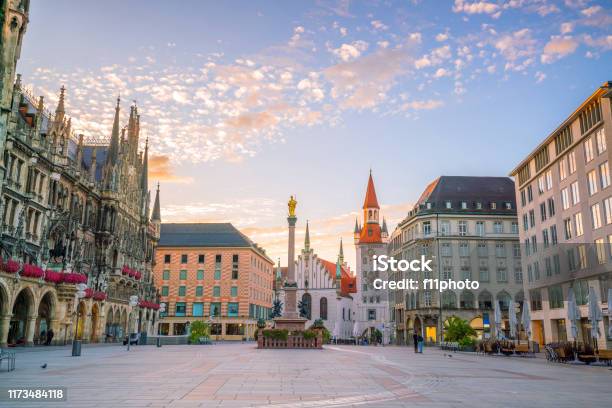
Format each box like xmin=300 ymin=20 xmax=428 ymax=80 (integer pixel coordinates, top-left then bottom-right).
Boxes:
xmin=288 ymin=195 xmax=297 ymax=217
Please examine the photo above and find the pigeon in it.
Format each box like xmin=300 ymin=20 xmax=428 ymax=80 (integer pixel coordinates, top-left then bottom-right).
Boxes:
xmin=41 ymin=363 xmax=47 ymax=369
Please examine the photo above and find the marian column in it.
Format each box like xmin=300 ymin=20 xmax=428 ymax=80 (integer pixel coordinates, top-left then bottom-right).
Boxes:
xmin=285 ymin=195 xmax=298 ymax=318
xmin=273 ymin=195 xmax=306 ymax=330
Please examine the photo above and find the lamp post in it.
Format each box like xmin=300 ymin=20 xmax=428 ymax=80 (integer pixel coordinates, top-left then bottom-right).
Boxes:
xmin=127 ymin=295 xmax=139 ymax=351
xmin=157 ymin=303 xmax=166 ymax=348
xmin=72 ymin=283 xmax=88 ymax=357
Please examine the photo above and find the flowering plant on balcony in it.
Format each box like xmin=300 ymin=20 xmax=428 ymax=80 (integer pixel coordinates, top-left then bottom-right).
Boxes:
xmin=83 ymin=288 xmax=94 ymax=298
xmin=44 ymin=270 xmax=63 ymax=283
xmin=62 ymin=273 xmax=88 ymax=284
xmin=93 ymin=291 xmax=107 ymax=301
xmin=1 ymin=259 xmax=20 ymax=274
xmin=134 ymin=270 xmax=142 ymax=280
xmin=21 ymin=263 xmax=45 ymax=278
xmin=121 ymin=265 xmax=129 ymax=275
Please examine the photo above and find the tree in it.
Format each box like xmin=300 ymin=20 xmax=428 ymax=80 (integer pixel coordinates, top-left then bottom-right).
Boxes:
xmin=188 ymin=321 xmax=211 ymax=344
xmin=443 ymin=316 xmax=476 ymax=342
xmin=270 ymin=299 xmax=283 ymax=318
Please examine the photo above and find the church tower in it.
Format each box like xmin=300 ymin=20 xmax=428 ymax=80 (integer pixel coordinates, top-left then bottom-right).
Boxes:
xmin=354 ymin=171 xmax=390 ymax=343
xmin=0 ymin=0 xmax=29 ymax=110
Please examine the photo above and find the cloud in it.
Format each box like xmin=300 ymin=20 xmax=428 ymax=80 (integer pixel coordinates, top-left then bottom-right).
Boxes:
xmin=435 ymin=33 xmax=449 ymax=42
xmin=401 ymin=99 xmax=444 ymax=110
xmin=560 ymin=22 xmax=574 ymax=34
xmin=541 ymin=36 xmax=579 ymax=63
xmin=535 ymin=71 xmax=546 ymax=83
xmin=370 ymin=20 xmax=389 ymax=31
xmin=583 ymin=34 xmax=612 ymax=51
xmin=494 ymin=28 xmax=537 ymax=70
xmin=535 ymin=4 xmax=560 ymax=16
xmin=433 ymin=68 xmax=449 ymax=78
xmin=452 ymin=0 xmax=500 ymax=17
xmin=149 ymin=155 xmax=193 ymax=183
xmin=330 ymin=41 xmax=369 ymax=62
xmin=581 ymin=5 xmax=602 ymax=17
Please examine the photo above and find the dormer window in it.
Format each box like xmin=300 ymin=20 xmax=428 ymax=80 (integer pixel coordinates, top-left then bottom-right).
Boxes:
xmin=461 ymin=201 xmax=467 ymax=209
xmin=491 ymin=202 xmax=497 ymax=210
xmin=445 ymin=201 xmax=452 ymax=209
xmin=476 ymin=202 xmax=482 ymax=210
xmin=505 ymin=202 xmax=512 ymax=210
xmin=426 ymin=202 xmax=432 ymax=209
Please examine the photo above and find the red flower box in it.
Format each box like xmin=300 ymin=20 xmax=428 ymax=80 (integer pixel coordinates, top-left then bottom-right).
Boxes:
xmin=44 ymin=270 xmax=63 ymax=283
xmin=22 ymin=263 xmax=45 ymax=278
xmin=1 ymin=259 xmax=20 ymax=274
xmin=134 ymin=271 xmax=142 ymax=280
xmin=84 ymin=288 xmax=94 ymax=298
xmin=122 ymin=265 xmax=129 ymax=275
xmin=62 ymin=273 xmax=88 ymax=284
xmin=93 ymin=291 xmax=107 ymax=301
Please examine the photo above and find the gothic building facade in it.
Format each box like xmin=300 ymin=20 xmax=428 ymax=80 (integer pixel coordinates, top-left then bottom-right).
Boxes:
xmin=0 ymin=1 xmax=161 ymax=347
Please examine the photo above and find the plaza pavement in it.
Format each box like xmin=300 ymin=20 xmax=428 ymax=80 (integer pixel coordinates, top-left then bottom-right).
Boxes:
xmin=1 ymin=342 xmax=612 ymax=408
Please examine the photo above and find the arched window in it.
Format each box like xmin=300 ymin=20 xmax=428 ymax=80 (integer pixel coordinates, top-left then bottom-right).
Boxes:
xmin=301 ymin=293 xmax=311 ymax=320
xmin=320 ymin=297 xmax=328 ymax=320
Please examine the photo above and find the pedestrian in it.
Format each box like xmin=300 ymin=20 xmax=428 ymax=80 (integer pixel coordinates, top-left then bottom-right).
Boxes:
xmin=46 ymin=328 xmax=54 ymax=346
xmin=417 ymin=333 xmax=424 ymax=353
xmin=413 ymin=330 xmax=418 ymax=353
xmin=40 ymin=329 xmax=47 ymax=346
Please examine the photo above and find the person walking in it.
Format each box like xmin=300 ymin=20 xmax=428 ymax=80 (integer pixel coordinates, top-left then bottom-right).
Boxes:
xmin=40 ymin=329 xmax=47 ymax=346
xmin=46 ymin=328 xmax=54 ymax=346
xmin=413 ymin=331 xmax=418 ymax=353
xmin=417 ymin=333 xmax=424 ymax=353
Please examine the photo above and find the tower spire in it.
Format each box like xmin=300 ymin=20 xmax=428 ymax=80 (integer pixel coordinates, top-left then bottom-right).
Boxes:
xmin=140 ymin=137 xmax=149 ymax=191
xmin=106 ymin=96 xmax=121 ymax=166
xmin=304 ymin=220 xmax=310 ymax=251
xmin=55 ymin=86 xmax=66 ymax=123
xmin=151 ymin=182 xmax=161 ymax=222
xmin=338 ymin=238 xmax=344 ymax=264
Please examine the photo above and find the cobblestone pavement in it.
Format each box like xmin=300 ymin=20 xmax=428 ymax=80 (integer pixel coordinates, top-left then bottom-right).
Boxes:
xmin=1 ymin=343 xmax=612 ymax=407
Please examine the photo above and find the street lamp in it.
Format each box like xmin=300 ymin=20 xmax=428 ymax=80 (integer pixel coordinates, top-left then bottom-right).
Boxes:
xmin=157 ymin=303 xmax=166 ymax=348
xmin=126 ymin=295 xmax=139 ymax=351
xmin=72 ymin=283 xmax=88 ymax=357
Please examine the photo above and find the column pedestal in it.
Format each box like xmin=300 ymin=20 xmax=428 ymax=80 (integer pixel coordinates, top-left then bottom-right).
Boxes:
xmin=0 ymin=314 xmax=11 ymax=347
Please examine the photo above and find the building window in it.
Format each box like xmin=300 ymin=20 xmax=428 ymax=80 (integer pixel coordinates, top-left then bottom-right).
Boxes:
xmin=214 ymin=255 xmax=222 ymax=279
xmin=604 ymin=197 xmax=612 ymax=224
xmin=514 ymin=267 xmax=523 ymax=283
xmin=213 ymin=286 xmax=220 ymax=297
xmin=423 ymin=221 xmax=431 ymax=235
xmin=548 ymin=198 xmax=555 ymax=217
xmin=538 ymin=175 xmax=545 ymax=194
xmin=511 ymin=221 xmax=518 ymax=234
xmin=161 ymin=286 xmax=169 ymax=296
xmin=232 ymin=254 xmax=239 ymax=279
xmin=550 ymin=225 xmax=558 ymax=245
xmin=527 ymin=186 xmax=533 ymax=202
xmin=441 ymin=243 xmax=452 ymax=257
xmin=162 ymin=270 xmax=170 ymax=280
xmin=476 ymin=221 xmax=484 ymax=236
xmin=181 ymin=254 xmax=188 ymax=264
xmin=175 ymin=302 xmax=186 ymax=317
xmin=585 ymin=137 xmax=594 ymax=162
xmin=571 ymin=181 xmax=580 ymax=205
xmin=496 ymin=267 xmax=507 ymax=283
xmin=540 ymin=203 xmax=547 ymax=222
xmin=559 ymin=157 xmax=568 ymax=180
xmin=548 ymin=285 xmax=564 ymax=309
xmin=561 ymin=188 xmax=570 ymax=210
xmin=198 ymin=254 xmax=205 ymax=263
xmin=600 ymin=161 xmax=610 ymax=189
xmin=440 ymin=220 xmax=450 ymax=235
xmin=596 ymin=127 xmax=607 ymax=154
xmin=445 ymin=201 xmax=452 ymax=209
xmin=520 ymin=190 xmax=526 ymax=206
xmin=458 ymin=221 xmax=467 ymax=236
xmin=164 ymin=254 xmax=171 ymax=263
xmin=513 ymin=243 xmax=520 ymax=257
xmin=210 ymin=302 xmax=221 ymax=317
xmin=301 ymin=293 xmax=312 ymax=320
xmin=568 ymin=150 xmax=576 ymax=174
xmin=545 ymin=170 xmax=552 ymax=190
xmin=178 ymin=286 xmax=186 ymax=297
xmin=529 ymin=210 xmax=535 ymax=228
xmin=553 ymin=254 xmax=561 ymax=274
xmin=530 ymin=290 xmax=542 ymax=311
xmin=459 ymin=242 xmax=469 ymax=257
xmin=196 ymin=286 xmax=203 ymax=296
xmin=588 ymin=170 xmax=599 ymax=196
xmin=575 ymin=213 xmax=584 ymax=236
xmin=193 ymin=303 xmax=203 ymax=317
xmin=320 ymin=297 xmax=328 ymax=320
xmin=545 ymin=257 xmax=553 ymax=277
xmin=495 ymin=243 xmax=505 ymax=258
xmin=197 ymin=269 xmax=204 ymax=280
xmin=227 ymin=302 xmax=239 ymax=317
xmin=179 ymin=270 xmax=187 ymax=280
xmin=368 ymin=309 xmax=377 ymax=320
xmin=543 ymin=229 xmax=549 ymax=247
xmin=523 ymin=214 xmax=529 ymax=231
xmin=493 ymin=221 xmax=503 ymax=234
xmin=595 ymin=238 xmax=606 ymax=264
xmin=592 ymin=203 xmax=602 ymax=229
xmin=564 ymin=218 xmax=573 ymax=239
xmin=230 ymin=286 xmax=238 ymax=297
xmin=461 ymin=201 xmax=467 ymax=209
xmin=479 ymin=266 xmax=489 ymax=282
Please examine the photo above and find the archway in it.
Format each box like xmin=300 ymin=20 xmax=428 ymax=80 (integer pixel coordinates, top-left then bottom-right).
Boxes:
xmin=114 ymin=308 xmax=121 ymax=340
xmin=478 ymin=291 xmax=493 ymax=310
xmin=413 ymin=316 xmax=423 ymax=338
xmin=0 ymin=282 xmax=10 ymax=344
xmin=301 ymin=293 xmax=312 ymax=320
xmin=90 ymin=303 xmax=99 ymax=343
xmin=36 ymin=291 xmax=56 ymax=345
xmin=470 ymin=316 xmax=484 ymax=339
xmin=105 ymin=307 xmax=114 ymax=341
xmin=76 ymin=301 xmax=87 ymax=340
xmin=9 ymin=288 xmax=35 ymax=345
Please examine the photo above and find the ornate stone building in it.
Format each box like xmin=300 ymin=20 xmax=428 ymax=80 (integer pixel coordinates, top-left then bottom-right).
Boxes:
xmin=0 ymin=1 xmax=161 ymax=347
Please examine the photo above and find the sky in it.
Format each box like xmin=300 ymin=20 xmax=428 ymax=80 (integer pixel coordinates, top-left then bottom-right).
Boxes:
xmin=17 ymin=0 xmax=612 ymax=270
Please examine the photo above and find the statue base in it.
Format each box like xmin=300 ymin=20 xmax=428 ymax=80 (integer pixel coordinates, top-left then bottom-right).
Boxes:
xmin=273 ymin=316 xmax=307 ymax=331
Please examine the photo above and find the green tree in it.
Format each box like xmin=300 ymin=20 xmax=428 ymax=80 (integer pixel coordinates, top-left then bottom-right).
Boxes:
xmin=188 ymin=321 xmax=211 ymax=344
xmin=443 ymin=316 xmax=476 ymax=342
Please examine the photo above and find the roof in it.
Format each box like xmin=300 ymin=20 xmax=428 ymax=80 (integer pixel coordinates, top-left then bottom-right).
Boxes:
xmin=319 ymin=259 xmax=356 ymax=296
xmin=159 ymin=223 xmax=272 ymax=262
xmin=416 ymin=176 xmax=515 ymax=210
xmin=82 ymin=146 xmax=108 ymax=181
xmin=359 ymin=222 xmax=382 ymax=244
xmin=363 ymin=172 xmax=380 ymax=209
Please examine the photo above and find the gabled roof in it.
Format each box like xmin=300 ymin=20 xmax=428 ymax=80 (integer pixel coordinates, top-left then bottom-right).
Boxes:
xmin=160 ymin=223 xmax=255 ymax=249
xmin=363 ymin=172 xmax=380 ymax=209
xmin=319 ymin=259 xmax=357 ymax=296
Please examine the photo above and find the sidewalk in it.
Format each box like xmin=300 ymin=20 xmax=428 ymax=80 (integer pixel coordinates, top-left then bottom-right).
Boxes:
xmin=6 ymin=342 xmax=124 ymax=354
